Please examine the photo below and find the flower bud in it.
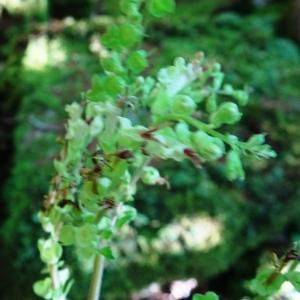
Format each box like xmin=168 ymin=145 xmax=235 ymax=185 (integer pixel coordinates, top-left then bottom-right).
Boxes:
xmin=247 ymin=134 xmax=265 ymax=146
xmin=206 ymin=93 xmax=217 ymax=113
xmin=175 ymin=122 xmax=191 ymax=145
xmin=233 ymin=90 xmax=249 ymax=106
xmin=210 ymin=102 xmax=242 ymax=127
xmin=225 ymin=150 xmax=245 ymax=181
xmin=192 ymin=131 xmax=225 ymax=161
xmin=172 ymin=95 xmax=196 ymax=115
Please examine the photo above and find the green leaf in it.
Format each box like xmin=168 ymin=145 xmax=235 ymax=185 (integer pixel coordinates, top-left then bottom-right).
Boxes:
xmin=99 ymin=246 xmax=114 ymax=259
xmin=286 ymin=271 xmax=300 ymax=291
xmin=38 ymin=238 xmax=62 ymax=265
xmin=193 ymin=292 xmax=219 ymax=300
xmin=101 ymin=229 xmax=113 ymax=240
xmin=75 ymin=224 xmax=98 ymax=247
xmin=105 ymin=74 xmax=126 ymax=97
xmin=116 ymin=205 xmax=137 ymax=229
xmin=119 ymin=23 xmax=143 ymax=48
xmin=101 ymin=53 xmax=125 ymax=75
xmin=33 ymin=277 xmax=52 ymax=299
xmin=120 ymin=0 xmax=140 ymax=16
xmin=101 ymin=25 xmax=122 ymax=50
xmin=246 ymin=135 xmax=277 ymax=159
xmin=87 ymin=75 xmax=108 ymax=102
xmin=248 ymin=268 xmax=285 ymax=296
xmin=102 ymin=23 xmax=143 ymax=50
xmin=127 ymin=50 xmax=148 ymax=74
xmin=247 ymin=134 xmax=266 ymax=146
xmin=76 ymin=246 xmax=96 ymax=259
xmin=79 ymin=181 xmax=99 ymax=212
xmin=148 ymin=0 xmax=176 ymax=17
xmin=98 ymin=216 xmax=113 ymax=231
xmin=59 ymin=224 xmax=75 ymax=246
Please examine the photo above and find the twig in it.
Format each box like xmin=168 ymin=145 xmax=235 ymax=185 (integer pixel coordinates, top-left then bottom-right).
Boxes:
xmin=87 ymin=255 xmax=105 ymax=300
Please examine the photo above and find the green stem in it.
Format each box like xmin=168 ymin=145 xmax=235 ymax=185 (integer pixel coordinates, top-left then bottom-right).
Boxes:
xmin=166 ymin=114 xmax=253 ymax=152
xmin=87 ymin=255 xmax=105 ymax=300
xmin=175 ymin=114 xmax=231 ymax=142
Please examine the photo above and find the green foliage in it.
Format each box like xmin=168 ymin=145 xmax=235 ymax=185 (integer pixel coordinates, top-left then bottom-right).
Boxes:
xmin=286 ymin=271 xmax=300 ymax=292
xmin=193 ymin=292 xmax=219 ymax=300
xmin=249 ymin=268 xmax=285 ymax=297
xmin=127 ymin=50 xmax=148 ymax=74
xmin=147 ymin=0 xmax=176 ymax=17
xmin=2 ymin=0 xmax=300 ymax=299
xmin=32 ymin=0 xmax=276 ymax=299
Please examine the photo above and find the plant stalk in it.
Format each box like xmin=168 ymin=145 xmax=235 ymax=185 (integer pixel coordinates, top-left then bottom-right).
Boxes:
xmin=87 ymin=255 xmax=105 ymax=300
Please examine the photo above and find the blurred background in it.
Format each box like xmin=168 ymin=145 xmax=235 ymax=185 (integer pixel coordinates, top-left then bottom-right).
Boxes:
xmin=1 ymin=0 xmax=300 ymax=299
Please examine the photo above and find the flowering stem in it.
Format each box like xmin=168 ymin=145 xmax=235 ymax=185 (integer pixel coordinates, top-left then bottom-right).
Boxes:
xmin=87 ymin=255 xmax=105 ymax=300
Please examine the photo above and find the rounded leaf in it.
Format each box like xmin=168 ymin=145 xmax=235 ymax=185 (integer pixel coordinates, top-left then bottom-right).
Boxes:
xmin=105 ymin=74 xmax=125 ymax=97
xmin=75 ymin=224 xmax=98 ymax=247
xmin=101 ymin=55 xmax=125 ymax=75
xmin=127 ymin=50 xmax=148 ymax=74
xmin=33 ymin=277 xmax=52 ymax=299
xmin=148 ymin=0 xmax=176 ymax=17
xmin=193 ymin=292 xmax=219 ymax=300
xmin=60 ymin=224 xmax=75 ymax=246
xmin=119 ymin=23 xmax=142 ymax=47
xmin=38 ymin=238 xmax=62 ymax=265
xmin=120 ymin=0 xmax=140 ymax=16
